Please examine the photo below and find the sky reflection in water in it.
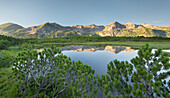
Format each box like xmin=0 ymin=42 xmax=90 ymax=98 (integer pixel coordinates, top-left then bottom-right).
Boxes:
xmin=62 ymin=49 xmax=138 ymax=75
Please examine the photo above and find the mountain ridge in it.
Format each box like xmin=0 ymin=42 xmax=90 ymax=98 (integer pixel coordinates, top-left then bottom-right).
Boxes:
xmin=0 ymin=21 xmax=170 ymax=38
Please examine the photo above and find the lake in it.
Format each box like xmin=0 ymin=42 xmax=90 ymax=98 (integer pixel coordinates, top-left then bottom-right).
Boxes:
xmin=60 ymin=45 xmax=137 ymax=75
xmin=59 ymin=45 xmax=170 ymax=82
xmin=36 ymin=45 xmax=170 ymax=81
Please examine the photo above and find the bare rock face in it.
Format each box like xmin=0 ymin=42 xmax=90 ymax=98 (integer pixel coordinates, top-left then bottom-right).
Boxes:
xmin=104 ymin=21 xmax=126 ymax=31
xmin=104 ymin=22 xmax=116 ymax=30
xmin=72 ymin=24 xmax=104 ymax=33
xmin=84 ymin=24 xmax=96 ymax=28
xmin=72 ymin=25 xmax=84 ymax=28
xmin=125 ymin=22 xmax=139 ymax=29
xmin=104 ymin=22 xmax=115 ymax=31
xmin=16 ymin=26 xmax=37 ymax=34
xmin=98 ymin=21 xmax=127 ymax=37
xmin=114 ymin=21 xmax=126 ymax=29
xmin=97 ymin=31 xmax=114 ymax=37
xmin=141 ymin=24 xmax=158 ymax=29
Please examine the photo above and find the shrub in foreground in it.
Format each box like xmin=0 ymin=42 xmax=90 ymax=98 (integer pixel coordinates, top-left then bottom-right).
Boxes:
xmin=0 ymin=40 xmax=11 ymax=50
xmin=13 ymin=45 xmax=97 ymax=97
xmin=98 ymin=44 xmax=170 ymax=97
xmin=12 ymin=44 xmax=170 ymax=97
xmin=0 ymin=50 xmax=13 ymax=68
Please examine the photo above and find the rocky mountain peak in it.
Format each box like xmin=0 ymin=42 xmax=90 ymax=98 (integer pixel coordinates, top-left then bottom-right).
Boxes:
xmin=126 ymin=22 xmax=133 ymax=24
xmin=115 ymin=21 xmax=126 ymax=29
xmin=84 ymin=24 xmax=97 ymax=28
xmin=39 ymin=22 xmax=62 ymax=28
xmin=72 ymin=25 xmax=84 ymax=28
xmin=125 ymin=22 xmax=136 ymax=29
xmin=88 ymin=24 xmax=96 ymax=27
xmin=104 ymin=21 xmax=126 ymax=30
xmin=141 ymin=24 xmax=158 ymax=29
xmin=114 ymin=21 xmax=120 ymax=24
xmin=108 ymin=22 xmax=115 ymax=26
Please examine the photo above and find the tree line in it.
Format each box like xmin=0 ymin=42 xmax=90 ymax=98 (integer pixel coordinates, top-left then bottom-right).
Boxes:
xmin=1 ymin=35 xmax=170 ymax=45
xmin=26 ymin=36 xmax=170 ymax=44
xmin=1 ymin=35 xmax=170 ymax=50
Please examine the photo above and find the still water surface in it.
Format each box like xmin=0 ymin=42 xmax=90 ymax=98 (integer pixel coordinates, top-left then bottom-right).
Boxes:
xmin=60 ymin=45 xmax=170 ymax=81
xmin=62 ymin=46 xmax=137 ymax=75
xmin=37 ymin=45 xmax=170 ymax=80
xmin=60 ymin=45 xmax=170 ymax=75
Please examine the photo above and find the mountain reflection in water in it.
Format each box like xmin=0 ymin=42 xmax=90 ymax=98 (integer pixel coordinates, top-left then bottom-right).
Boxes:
xmin=36 ymin=46 xmax=170 ymax=81
xmin=57 ymin=45 xmax=137 ymax=75
xmin=58 ymin=45 xmax=135 ymax=54
xmin=37 ymin=45 xmax=136 ymax=75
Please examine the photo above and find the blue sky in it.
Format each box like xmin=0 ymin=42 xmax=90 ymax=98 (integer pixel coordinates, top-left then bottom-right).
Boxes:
xmin=0 ymin=0 xmax=170 ymax=27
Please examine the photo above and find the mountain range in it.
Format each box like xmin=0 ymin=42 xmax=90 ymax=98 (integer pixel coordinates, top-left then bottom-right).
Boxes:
xmin=0 ymin=21 xmax=170 ymax=38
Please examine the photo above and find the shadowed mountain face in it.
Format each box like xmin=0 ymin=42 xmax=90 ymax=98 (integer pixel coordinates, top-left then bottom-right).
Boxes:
xmin=0 ymin=22 xmax=170 ymax=38
xmin=0 ymin=23 xmax=23 ymax=33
